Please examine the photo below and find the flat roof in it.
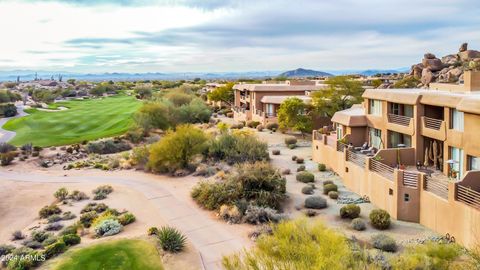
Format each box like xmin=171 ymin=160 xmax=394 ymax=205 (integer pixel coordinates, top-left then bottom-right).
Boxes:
xmin=233 ymin=83 xmax=325 ymax=92
xmin=331 ymin=104 xmax=367 ymax=127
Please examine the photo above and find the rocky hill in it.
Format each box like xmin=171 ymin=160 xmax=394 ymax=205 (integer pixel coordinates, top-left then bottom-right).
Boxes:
xmin=278 ymin=68 xmax=333 ymax=78
xmin=410 ymin=42 xmax=480 ymax=87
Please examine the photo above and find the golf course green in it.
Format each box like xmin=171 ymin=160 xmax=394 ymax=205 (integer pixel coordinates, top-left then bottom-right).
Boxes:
xmin=50 ymin=239 xmax=164 ymax=270
xmin=3 ymin=95 xmax=141 ymax=147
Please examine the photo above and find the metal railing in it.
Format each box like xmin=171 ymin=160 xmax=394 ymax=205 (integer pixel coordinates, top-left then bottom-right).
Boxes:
xmin=388 ymin=113 xmax=412 ymax=127
xmin=346 ymin=149 xmax=366 ymax=168
xmin=424 ymin=176 xmax=449 ymax=199
xmin=456 ymin=185 xmax=480 ymax=209
xmin=424 ymin=116 xmax=443 ymax=130
xmin=336 ymin=141 xmax=347 ymax=152
xmin=369 ymin=159 xmax=394 ymax=180
xmin=402 ymin=171 xmax=419 ymax=188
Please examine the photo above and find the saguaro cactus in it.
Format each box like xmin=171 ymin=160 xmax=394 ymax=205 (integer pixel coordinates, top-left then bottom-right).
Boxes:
xmin=428 ymin=140 xmax=442 ymax=169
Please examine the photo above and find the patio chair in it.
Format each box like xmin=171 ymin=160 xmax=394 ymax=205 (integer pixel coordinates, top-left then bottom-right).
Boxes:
xmin=360 ymin=146 xmax=375 ymax=155
xmin=355 ymin=142 xmax=368 ymax=152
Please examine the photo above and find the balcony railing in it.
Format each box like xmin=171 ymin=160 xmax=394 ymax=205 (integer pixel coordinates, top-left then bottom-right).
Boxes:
xmin=456 ymin=185 xmax=480 ymax=209
xmin=424 ymin=116 xmax=443 ymax=130
xmin=424 ymin=175 xmax=449 ymax=199
xmin=402 ymin=171 xmax=419 ymax=189
xmin=369 ymin=158 xmax=394 ymax=181
xmin=336 ymin=141 xmax=347 ymax=152
xmin=346 ymin=149 xmax=366 ymax=168
xmin=388 ymin=113 xmax=412 ymax=127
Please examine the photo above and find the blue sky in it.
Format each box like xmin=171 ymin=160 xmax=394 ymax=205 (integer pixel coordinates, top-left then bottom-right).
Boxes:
xmin=0 ymin=0 xmax=479 ymax=73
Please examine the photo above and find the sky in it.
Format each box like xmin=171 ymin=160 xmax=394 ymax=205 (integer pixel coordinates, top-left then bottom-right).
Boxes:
xmin=0 ymin=0 xmax=479 ymax=73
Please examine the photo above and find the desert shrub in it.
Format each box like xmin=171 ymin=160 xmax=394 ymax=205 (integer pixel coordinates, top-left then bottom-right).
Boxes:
xmin=0 ymin=142 xmax=16 ymax=153
xmin=296 ymin=165 xmax=306 ymax=172
xmin=301 ymin=185 xmax=314 ymax=195
xmin=291 ymin=155 xmax=297 ymax=161
xmin=94 ymin=219 xmax=123 ymax=237
xmin=44 ymin=240 xmax=67 ymax=259
xmin=323 ymin=180 xmax=333 ymax=186
xmin=247 ymin=121 xmax=260 ymax=128
xmin=219 ymin=205 xmax=242 ymax=224
xmin=130 ymin=145 xmax=150 ymax=168
xmin=226 ymin=112 xmax=233 ymax=118
xmin=62 ymin=211 xmax=76 ymax=220
xmin=281 ymin=168 xmax=290 ymax=175
xmin=93 ymin=193 xmax=107 ymax=200
xmin=79 ymin=211 xmax=98 ymax=228
xmin=31 ymin=230 xmax=52 ymax=243
xmin=208 ymin=132 xmax=268 ymax=164
xmin=243 ymin=205 xmax=286 ymax=224
xmin=45 ymin=223 xmax=63 ymax=231
xmin=61 ymin=234 xmax=81 ymax=246
xmin=11 ymin=230 xmax=25 ymax=240
xmin=304 ymin=196 xmax=327 ymax=209
xmin=318 ymin=163 xmax=326 ymax=171
xmin=222 ymin=219 xmax=355 ymax=269
xmin=118 ymin=212 xmax=136 ymax=226
xmin=350 ymin=218 xmax=366 ymax=231
xmin=54 ymin=187 xmax=69 ymax=201
xmin=271 ymin=149 xmax=280 ymax=155
xmin=296 ymin=171 xmax=314 ymax=183
xmin=328 ymin=191 xmax=339 ymax=199
xmin=371 ymin=234 xmax=397 ymax=252
xmin=323 ymin=183 xmax=338 ymax=195
xmin=296 ymin=157 xmax=304 ymax=164
xmin=284 ymin=137 xmax=297 ymax=146
xmin=265 ymin=122 xmax=279 ymax=130
xmin=22 ymin=240 xmax=43 ymax=249
xmin=148 ymin=124 xmax=208 ymax=173
xmin=157 ymin=226 xmax=187 ymax=253
xmin=304 ymin=209 xmax=317 ymax=217
xmin=148 ymin=227 xmax=159 ymax=236
xmin=288 ymin=144 xmax=296 ymax=149
xmin=6 ymin=252 xmax=37 ymax=270
xmin=369 ymin=209 xmax=391 ymax=230
xmin=93 ymin=185 xmax=113 ymax=194
xmin=60 ymin=225 xmax=79 ymax=236
xmin=340 ymin=204 xmax=361 ymax=219
xmin=256 ymin=125 xmax=264 ymax=131
xmin=192 ymin=162 xmax=286 ymax=211
xmin=68 ymin=190 xmax=88 ymax=201
xmin=391 ymin=241 xmax=464 ymax=269
xmin=0 ymin=152 xmax=15 ymax=166
xmin=230 ymin=123 xmax=244 ymax=129
xmin=42 ymin=236 xmax=58 ymax=246
xmin=39 ymin=205 xmax=61 ymax=218
xmin=0 ymin=244 xmax=14 ymax=256
xmin=86 ymin=139 xmax=131 ymax=154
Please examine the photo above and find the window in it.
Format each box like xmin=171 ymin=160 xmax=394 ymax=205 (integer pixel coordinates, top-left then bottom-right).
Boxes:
xmin=450 ymin=109 xmax=464 ymax=131
xmin=389 ymin=103 xmax=413 ymax=117
xmin=449 ymin=147 xmax=464 ymax=179
xmin=388 ymin=131 xmax=412 ymax=148
xmin=369 ymin=128 xmax=382 ymax=149
xmin=468 ymin=155 xmax=480 ymax=171
xmin=369 ymin=99 xmax=382 ymax=116
xmin=266 ymin=104 xmax=275 ymax=115
xmin=336 ymin=125 xmax=343 ymax=140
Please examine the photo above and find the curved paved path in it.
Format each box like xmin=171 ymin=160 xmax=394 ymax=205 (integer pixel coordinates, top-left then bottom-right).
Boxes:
xmin=0 ymin=169 xmax=250 ymax=270
xmin=0 ymin=104 xmax=27 ymax=143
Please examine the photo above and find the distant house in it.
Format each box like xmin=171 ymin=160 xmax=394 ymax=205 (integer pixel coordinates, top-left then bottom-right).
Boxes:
xmin=38 ymin=80 xmax=58 ymax=87
xmin=233 ymin=80 xmax=327 ymax=125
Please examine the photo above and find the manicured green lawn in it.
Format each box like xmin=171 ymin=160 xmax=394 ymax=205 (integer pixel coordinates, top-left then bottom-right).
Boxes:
xmin=3 ymin=95 xmax=141 ymax=147
xmin=50 ymin=239 xmax=164 ymax=270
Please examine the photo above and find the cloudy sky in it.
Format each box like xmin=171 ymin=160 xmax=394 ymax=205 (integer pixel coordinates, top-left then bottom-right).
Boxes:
xmin=0 ymin=0 xmax=479 ymax=73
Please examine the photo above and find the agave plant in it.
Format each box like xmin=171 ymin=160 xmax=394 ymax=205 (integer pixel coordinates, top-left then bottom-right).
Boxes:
xmin=157 ymin=226 xmax=187 ymax=253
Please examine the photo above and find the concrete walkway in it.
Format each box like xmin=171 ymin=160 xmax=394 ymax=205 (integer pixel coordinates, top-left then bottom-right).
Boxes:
xmin=0 ymin=104 xmax=27 ymax=143
xmin=0 ymin=169 xmax=250 ymax=270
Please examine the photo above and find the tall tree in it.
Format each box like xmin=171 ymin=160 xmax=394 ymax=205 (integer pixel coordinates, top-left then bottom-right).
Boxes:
xmin=207 ymin=82 xmax=234 ymax=106
xmin=311 ymin=76 xmax=364 ymax=118
xmin=277 ymin=97 xmax=312 ymax=134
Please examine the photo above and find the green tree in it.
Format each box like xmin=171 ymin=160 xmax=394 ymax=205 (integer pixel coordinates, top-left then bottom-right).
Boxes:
xmin=134 ymin=85 xmax=153 ymax=99
xmin=207 ymin=82 xmax=234 ymax=106
xmin=393 ymin=76 xmax=420 ymax=88
xmin=134 ymin=102 xmax=172 ymax=132
xmin=222 ymin=218 xmax=356 ymax=270
xmin=277 ymin=97 xmax=312 ymax=134
xmin=311 ymin=76 xmax=364 ymax=118
xmin=147 ymin=124 xmax=208 ymax=173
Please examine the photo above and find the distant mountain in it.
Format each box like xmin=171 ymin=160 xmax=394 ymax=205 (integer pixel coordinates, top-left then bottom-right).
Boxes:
xmin=278 ymin=68 xmax=333 ymax=78
xmin=326 ymin=68 xmax=409 ymax=76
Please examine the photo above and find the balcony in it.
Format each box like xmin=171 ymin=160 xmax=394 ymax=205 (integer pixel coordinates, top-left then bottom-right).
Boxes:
xmin=387 ymin=114 xmax=414 ymax=135
xmin=421 ymin=116 xmax=446 ymax=141
xmin=455 ymin=170 xmax=480 ymax=209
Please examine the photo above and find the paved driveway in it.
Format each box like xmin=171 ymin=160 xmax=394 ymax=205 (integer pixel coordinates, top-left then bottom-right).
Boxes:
xmin=0 ymin=104 xmax=27 ymax=143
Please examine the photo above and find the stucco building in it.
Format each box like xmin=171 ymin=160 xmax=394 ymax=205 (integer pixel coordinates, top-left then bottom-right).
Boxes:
xmin=232 ymin=80 xmax=327 ymax=125
xmin=312 ymin=70 xmax=480 ymax=248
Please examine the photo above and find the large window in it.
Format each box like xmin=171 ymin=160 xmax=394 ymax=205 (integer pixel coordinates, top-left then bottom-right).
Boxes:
xmin=388 ymin=131 xmax=412 ymax=148
xmin=369 ymin=99 xmax=382 ymax=116
xmin=266 ymin=104 xmax=275 ymax=115
xmin=369 ymin=128 xmax=382 ymax=149
xmin=389 ymin=103 xmax=413 ymax=117
xmin=450 ymin=109 xmax=464 ymax=131
xmin=450 ymin=147 xmax=464 ymax=179
xmin=468 ymin=155 xmax=480 ymax=171
xmin=336 ymin=125 xmax=343 ymax=140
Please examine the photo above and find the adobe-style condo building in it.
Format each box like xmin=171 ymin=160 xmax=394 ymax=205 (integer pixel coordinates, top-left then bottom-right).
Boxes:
xmin=233 ymin=80 xmax=326 ymax=125
xmin=312 ymin=70 xmax=480 ymax=248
